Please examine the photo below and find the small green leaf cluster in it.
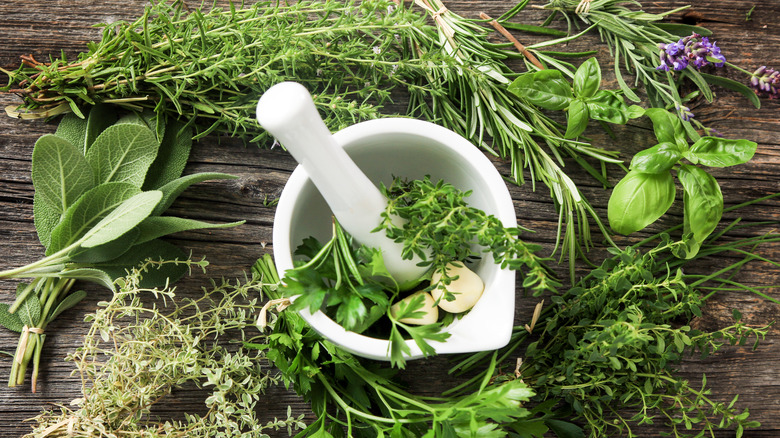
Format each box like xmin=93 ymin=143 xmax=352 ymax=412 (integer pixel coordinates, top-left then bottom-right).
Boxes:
xmin=27 ymin=258 xmax=306 ymax=437
xmin=0 ymin=106 xmax=242 ymax=389
xmin=508 ymin=58 xmax=644 ymax=139
xmin=280 ymin=219 xmax=450 ymax=368
xmin=608 ymin=108 xmax=757 ymax=257
xmin=253 ymin=254 xmax=537 ymax=438
xmin=377 ymin=176 xmax=560 ymax=296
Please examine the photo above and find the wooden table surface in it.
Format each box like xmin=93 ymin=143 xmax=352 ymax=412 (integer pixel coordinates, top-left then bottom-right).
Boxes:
xmin=1 ymin=1 xmax=778 ymax=436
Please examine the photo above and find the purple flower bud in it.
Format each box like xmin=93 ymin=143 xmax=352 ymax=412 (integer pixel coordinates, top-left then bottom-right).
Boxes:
xmin=675 ymin=103 xmax=695 ymax=122
xmin=750 ymin=66 xmax=780 ymax=99
xmin=656 ymin=32 xmax=727 ymax=72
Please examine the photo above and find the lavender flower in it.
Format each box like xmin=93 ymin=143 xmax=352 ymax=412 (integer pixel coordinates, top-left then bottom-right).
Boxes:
xmin=750 ymin=66 xmax=780 ymax=99
xmin=657 ymin=33 xmax=726 ymax=72
xmin=675 ymin=103 xmax=695 ymax=122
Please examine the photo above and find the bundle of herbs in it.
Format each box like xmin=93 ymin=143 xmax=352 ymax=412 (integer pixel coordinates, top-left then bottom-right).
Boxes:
xmin=0 ymin=106 xmax=242 ymax=390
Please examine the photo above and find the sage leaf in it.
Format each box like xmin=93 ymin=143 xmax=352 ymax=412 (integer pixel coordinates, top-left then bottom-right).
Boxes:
xmin=573 ymin=57 xmax=601 ymax=99
xmin=85 ymin=104 xmax=118 ymax=153
xmin=688 ymin=137 xmax=757 ymax=167
xmin=47 ymin=290 xmax=87 ymax=323
xmin=630 ymin=143 xmax=682 ymax=174
xmin=644 ymin=108 xmax=684 ymax=144
xmin=95 ymin=239 xmax=188 ymax=288
xmin=509 ymin=70 xmax=572 ymax=110
xmin=143 ymin=119 xmax=192 ymax=190
xmin=564 ymin=99 xmax=589 ymax=139
xmin=16 ymin=294 xmax=42 ymax=327
xmin=80 ymin=190 xmax=163 ymax=248
xmin=31 ymin=134 xmax=95 ymax=214
xmin=117 ymin=109 xmax=166 ymax=142
xmin=135 ymin=216 xmax=245 ymax=245
xmin=153 ymin=172 xmax=237 ymax=216
xmin=68 ymin=228 xmax=140 ymax=263
xmin=585 ymin=90 xmax=628 ymax=124
xmin=0 ymin=303 xmax=24 ymax=333
xmin=47 ymin=182 xmax=142 ymax=255
xmin=608 ymin=170 xmax=675 ymax=235
xmin=85 ymin=123 xmax=160 ymax=186
xmin=33 ymin=191 xmax=62 ymax=249
xmin=56 ymin=268 xmax=115 ymax=290
xmin=677 ymin=165 xmax=723 ymax=259
xmin=54 ymin=112 xmax=87 ymax=153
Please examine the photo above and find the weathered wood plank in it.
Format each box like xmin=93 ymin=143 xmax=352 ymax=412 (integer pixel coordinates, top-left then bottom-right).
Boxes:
xmin=0 ymin=1 xmax=778 ymax=437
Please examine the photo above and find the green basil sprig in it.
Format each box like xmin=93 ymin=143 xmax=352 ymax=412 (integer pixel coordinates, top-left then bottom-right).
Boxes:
xmin=608 ymin=108 xmax=757 ymax=258
xmin=508 ymin=58 xmax=644 ymax=139
xmin=0 ymin=106 xmax=242 ymax=390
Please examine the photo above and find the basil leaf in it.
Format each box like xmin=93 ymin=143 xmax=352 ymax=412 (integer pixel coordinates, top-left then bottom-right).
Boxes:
xmin=0 ymin=303 xmax=24 ymax=333
xmin=31 ymin=135 xmax=95 ymax=215
xmin=585 ymin=90 xmax=629 ymax=124
xmin=629 ymin=142 xmax=682 ymax=174
xmin=54 ymin=112 xmax=87 ymax=153
xmin=608 ymin=170 xmax=676 ymax=235
xmin=564 ymin=99 xmax=589 ymax=139
xmin=85 ymin=123 xmax=160 ymax=187
xmin=626 ymin=105 xmax=645 ymax=119
xmin=508 ymin=70 xmax=572 ymax=110
xmin=573 ymin=57 xmax=601 ymax=99
xmin=644 ymin=108 xmax=684 ymax=144
xmin=135 ymin=216 xmax=245 ymax=245
xmin=688 ymin=137 xmax=757 ymax=167
xmin=143 ymin=119 xmax=192 ymax=190
xmin=153 ymin=172 xmax=238 ymax=216
xmin=94 ymin=239 xmax=188 ymax=288
xmin=677 ymin=165 xmax=723 ymax=259
xmin=85 ymin=104 xmax=118 ymax=153
xmin=80 ymin=190 xmax=163 ymax=249
xmin=47 ymin=290 xmax=87 ymax=323
xmin=47 ymin=182 xmax=142 ymax=255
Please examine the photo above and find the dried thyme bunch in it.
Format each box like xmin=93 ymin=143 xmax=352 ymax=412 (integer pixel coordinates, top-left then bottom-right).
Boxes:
xmin=25 ymin=258 xmax=304 ymax=438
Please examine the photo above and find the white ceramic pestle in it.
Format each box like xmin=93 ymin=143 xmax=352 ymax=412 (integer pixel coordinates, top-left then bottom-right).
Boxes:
xmin=256 ymin=82 xmax=427 ymax=285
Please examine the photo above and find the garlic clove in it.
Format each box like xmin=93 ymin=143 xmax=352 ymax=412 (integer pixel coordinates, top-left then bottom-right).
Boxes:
xmin=390 ymin=291 xmax=439 ymax=325
xmin=430 ymin=263 xmax=484 ymax=314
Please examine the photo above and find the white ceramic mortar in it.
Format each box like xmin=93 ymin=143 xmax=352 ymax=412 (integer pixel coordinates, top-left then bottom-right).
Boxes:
xmin=271 ymin=116 xmax=518 ymax=361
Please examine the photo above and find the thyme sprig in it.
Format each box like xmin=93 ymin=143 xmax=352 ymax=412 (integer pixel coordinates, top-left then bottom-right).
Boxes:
xmin=26 ymin=258 xmax=305 ymax=438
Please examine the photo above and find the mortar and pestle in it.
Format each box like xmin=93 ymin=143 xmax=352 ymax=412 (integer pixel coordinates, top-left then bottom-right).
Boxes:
xmin=257 ymin=82 xmax=517 ymax=361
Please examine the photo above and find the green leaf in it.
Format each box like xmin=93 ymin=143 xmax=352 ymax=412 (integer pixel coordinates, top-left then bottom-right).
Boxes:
xmin=677 ymin=165 xmax=723 ymax=258
xmin=564 ymin=99 xmax=589 ymax=139
xmin=546 ymin=419 xmax=586 ymax=438
xmin=608 ymin=170 xmax=676 ymax=235
xmin=688 ymin=137 xmax=757 ymax=167
xmin=56 ymin=268 xmax=115 ymax=290
xmin=644 ymin=108 xmax=684 ymax=144
xmin=47 ymin=182 xmax=142 ymax=255
xmin=68 ymin=227 xmax=140 ymax=263
xmin=585 ymin=90 xmax=628 ymax=124
xmin=654 ymin=23 xmax=713 ymax=38
xmin=80 ymin=190 xmax=163 ymax=248
xmin=33 ymin=191 xmax=62 ymax=249
xmin=0 ymin=303 xmax=24 ymax=333
xmin=153 ymin=172 xmax=237 ymax=216
xmin=31 ymin=134 xmax=95 ymax=215
xmin=16 ymin=294 xmax=42 ymax=327
xmin=699 ymin=72 xmax=761 ymax=109
xmin=573 ymin=57 xmax=601 ymax=99
xmin=85 ymin=123 xmax=160 ymax=186
xmin=630 ymin=142 xmax=682 ymax=174
xmin=135 ymin=216 xmax=244 ymax=244
xmin=116 ymin=108 xmax=166 ymax=142
xmin=47 ymin=290 xmax=87 ymax=323
xmin=509 ymin=70 xmax=572 ymax=110
xmin=85 ymin=104 xmax=118 ymax=153
xmin=143 ymin=119 xmax=192 ymax=190
xmin=94 ymin=239 xmax=188 ymax=288
xmin=54 ymin=112 xmax=87 ymax=153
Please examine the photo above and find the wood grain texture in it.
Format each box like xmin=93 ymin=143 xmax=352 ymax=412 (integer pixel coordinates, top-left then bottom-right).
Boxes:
xmin=0 ymin=0 xmax=778 ymax=437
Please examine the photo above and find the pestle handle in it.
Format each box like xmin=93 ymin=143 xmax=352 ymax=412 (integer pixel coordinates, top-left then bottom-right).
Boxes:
xmin=256 ymin=82 xmax=426 ymax=284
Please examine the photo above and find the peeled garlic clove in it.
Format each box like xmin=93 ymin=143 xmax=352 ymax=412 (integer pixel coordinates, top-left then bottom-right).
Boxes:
xmin=390 ymin=291 xmax=439 ymax=325
xmin=430 ymin=263 xmax=484 ymax=314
